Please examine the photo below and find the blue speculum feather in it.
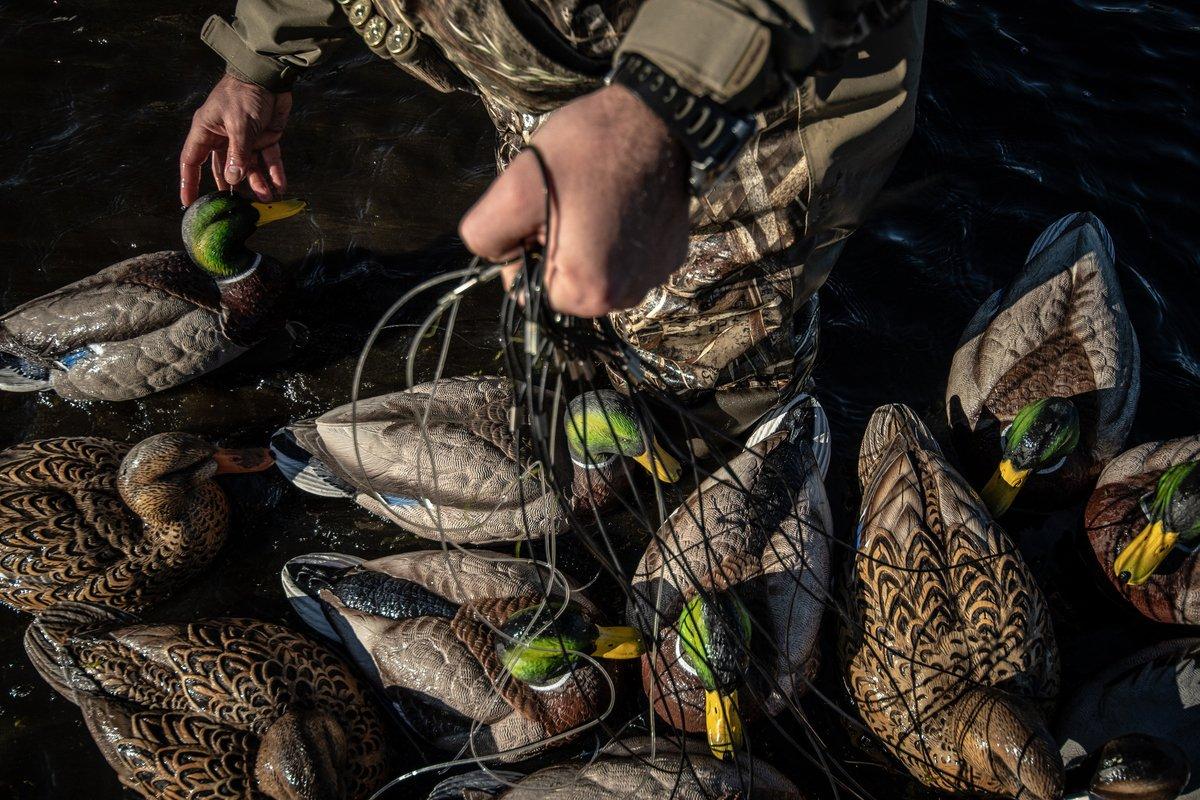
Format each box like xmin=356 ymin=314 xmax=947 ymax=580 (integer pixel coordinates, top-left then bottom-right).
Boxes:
xmin=380 ymin=493 xmax=420 ymax=508
xmin=58 ymin=347 xmax=93 ymax=368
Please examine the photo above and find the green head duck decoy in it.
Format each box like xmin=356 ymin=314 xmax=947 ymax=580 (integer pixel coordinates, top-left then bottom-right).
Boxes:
xmin=1086 ymin=434 xmax=1200 ymax=624
xmin=424 ymin=737 xmax=803 ymax=799
xmin=0 ymin=432 xmax=272 ymax=614
xmin=946 ymin=212 xmax=1139 ymax=516
xmin=628 ymin=394 xmax=831 ymax=760
xmin=282 ymin=549 xmax=644 ymax=760
xmin=844 ymin=404 xmax=1062 ymax=800
xmin=1057 ymin=639 xmax=1198 ymax=799
xmin=0 ymin=192 xmax=305 ymax=401
xmin=25 ymin=602 xmax=387 ymax=799
xmin=271 ymin=377 xmax=681 ymax=544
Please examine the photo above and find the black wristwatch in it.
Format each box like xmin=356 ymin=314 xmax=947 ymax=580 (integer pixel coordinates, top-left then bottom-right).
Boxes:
xmin=608 ymin=53 xmax=758 ymax=196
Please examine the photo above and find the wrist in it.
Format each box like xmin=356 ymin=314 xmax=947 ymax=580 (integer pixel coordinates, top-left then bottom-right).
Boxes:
xmin=202 ymin=15 xmax=297 ymax=92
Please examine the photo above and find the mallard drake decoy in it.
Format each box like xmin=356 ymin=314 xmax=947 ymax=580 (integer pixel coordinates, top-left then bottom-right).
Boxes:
xmin=1085 ymin=434 xmax=1200 ymax=624
xmin=0 ymin=193 xmax=305 ymax=401
xmin=271 ymin=377 xmax=681 ymax=544
xmin=844 ymin=404 xmax=1062 ymax=799
xmin=0 ymin=432 xmax=272 ymax=614
xmin=628 ymin=394 xmax=831 ymax=760
xmin=425 ymin=737 xmax=802 ymax=799
xmin=1057 ymin=639 xmax=1198 ymax=799
xmin=282 ymin=549 xmax=643 ymax=760
xmin=25 ymin=602 xmax=387 ymax=800
xmin=946 ymin=212 xmax=1140 ymax=516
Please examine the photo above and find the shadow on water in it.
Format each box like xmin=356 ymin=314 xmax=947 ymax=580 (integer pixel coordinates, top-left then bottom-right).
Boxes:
xmin=1 ymin=0 xmax=1199 ymax=797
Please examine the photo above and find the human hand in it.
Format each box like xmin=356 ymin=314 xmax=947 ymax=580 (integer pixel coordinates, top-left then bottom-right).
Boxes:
xmin=459 ymin=85 xmax=689 ymax=318
xmin=179 ymin=73 xmax=292 ymax=206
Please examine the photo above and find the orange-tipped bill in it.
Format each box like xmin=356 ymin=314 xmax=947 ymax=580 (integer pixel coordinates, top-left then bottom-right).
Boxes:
xmin=980 ymin=459 xmax=1029 ymax=517
xmin=213 ymin=447 xmax=275 ymax=475
xmin=1114 ymin=520 xmax=1178 ymax=586
xmin=252 ymin=199 xmax=307 ymax=226
xmin=634 ymin=439 xmax=682 ymax=483
xmin=705 ymin=689 xmax=743 ymax=760
xmin=591 ymin=626 xmax=645 ymax=660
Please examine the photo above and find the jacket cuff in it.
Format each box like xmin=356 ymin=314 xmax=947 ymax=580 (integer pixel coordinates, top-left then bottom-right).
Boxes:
xmin=617 ymin=0 xmax=801 ymax=110
xmin=202 ymin=15 xmax=298 ymax=92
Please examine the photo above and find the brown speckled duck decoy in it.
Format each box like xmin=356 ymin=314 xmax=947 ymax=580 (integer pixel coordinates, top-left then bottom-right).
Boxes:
xmin=1085 ymin=434 xmax=1200 ymax=625
xmin=628 ymin=394 xmax=831 ymax=761
xmin=25 ymin=602 xmax=387 ymax=800
xmin=282 ymin=549 xmax=643 ymax=761
xmin=0 ymin=432 xmax=272 ymax=614
xmin=271 ymin=378 xmax=680 ymax=544
xmin=0 ymin=193 xmax=305 ymax=401
xmin=843 ymin=404 xmax=1062 ymax=800
xmin=946 ymin=212 xmax=1139 ymax=516
xmin=425 ymin=737 xmax=803 ymax=799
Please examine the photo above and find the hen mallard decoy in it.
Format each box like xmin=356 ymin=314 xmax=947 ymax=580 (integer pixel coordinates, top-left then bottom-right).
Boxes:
xmin=628 ymin=394 xmax=831 ymax=760
xmin=843 ymin=404 xmax=1062 ymax=799
xmin=425 ymin=737 xmax=802 ymax=799
xmin=0 ymin=432 xmax=272 ymax=614
xmin=0 ymin=193 xmax=305 ymax=401
xmin=271 ymin=377 xmax=681 ymax=544
xmin=946 ymin=212 xmax=1139 ymax=516
xmin=1057 ymin=639 xmax=1198 ymax=800
xmin=1085 ymin=434 xmax=1200 ymax=624
xmin=25 ymin=602 xmax=387 ymax=799
xmin=282 ymin=548 xmax=643 ymax=760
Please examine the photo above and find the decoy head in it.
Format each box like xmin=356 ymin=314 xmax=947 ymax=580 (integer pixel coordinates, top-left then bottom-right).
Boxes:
xmin=494 ymin=602 xmax=643 ymax=689
xmin=676 ymin=592 xmax=752 ymax=761
xmin=1114 ymin=460 xmax=1200 ymax=586
xmin=117 ymin=432 xmax=274 ymax=524
xmin=950 ymin=686 xmax=1063 ymax=800
xmin=981 ymin=397 xmax=1080 ymax=516
xmin=565 ymin=390 xmax=681 ymax=483
xmin=1086 ymin=734 xmax=1191 ymax=800
xmin=255 ymin=708 xmax=347 ymax=800
xmin=182 ymin=192 xmax=306 ymax=279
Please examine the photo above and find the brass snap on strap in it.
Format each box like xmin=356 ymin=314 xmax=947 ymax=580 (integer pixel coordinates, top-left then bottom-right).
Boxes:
xmin=385 ymin=22 xmax=415 ymax=58
xmin=348 ymin=0 xmax=371 ymax=26
xmin=363 ymin=15 xmax=387 ymax=47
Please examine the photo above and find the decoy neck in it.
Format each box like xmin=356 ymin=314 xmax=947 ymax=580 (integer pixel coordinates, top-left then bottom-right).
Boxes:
xmin=1115 ymin=460 xmax=1200 ymax=585
xmin=117 ymin=432 xmax=273 ymax=526
xmin=255 ymin=708 xmax=347 ymax=800
xmin=676 ymin=592 xmax=752 ymax=761
xmin=946 ymin=686 xmax=1063 ymax=800
xmin=564 ymin=390 xmax=682 ymax=484
xmin=181 ymin=192 xmax=306 ymax=280
xmin=981 ymin=397 xmax=1080 ymax=516
xmin=494 ymin=602 xmax=643 ymax=688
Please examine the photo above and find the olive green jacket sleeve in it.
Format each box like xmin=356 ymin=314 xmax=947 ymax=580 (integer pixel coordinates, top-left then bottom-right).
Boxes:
xmin=616 ymin=0 xmax=908 ymax=111
xmin=201 ymin=0 xmax=351 ymax=91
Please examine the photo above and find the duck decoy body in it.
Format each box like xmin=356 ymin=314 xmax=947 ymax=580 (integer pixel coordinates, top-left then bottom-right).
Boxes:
xmin=0 ymin=193 xmax=305 ymax=401
xmin=25 ymin=602 xmax=387 ymax=800
xmin=844 ymin=404 xmax=1062 ymax=800
xmin=425 ymin=737 xmax=803 ymax=799
xmin=0 ymin=432 xmax=272 ymax=614
xmin=946 ymin=212 xmax=1139 ymax=516
xmin=272 ymin=378 xmax=680 ymax=544
xmin=1057 ymin=638 xmax=1199 ymax=800
xmin=1086 ymin=434 xmax=1200 ymax=625
xmin=629 ymin=394 xmax=832 ymax=760
xmin=283 ymin=549 xmax=643 ymax=761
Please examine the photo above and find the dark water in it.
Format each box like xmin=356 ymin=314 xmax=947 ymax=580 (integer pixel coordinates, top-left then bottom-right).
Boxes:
xmin=0 ymin=0 xmax=1197 ymax=797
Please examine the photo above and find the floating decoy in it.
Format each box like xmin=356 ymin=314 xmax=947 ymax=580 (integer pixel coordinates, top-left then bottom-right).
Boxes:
xmin=283 ymin=548 xmax=643 ymax=760
xmin=628 ymin=394 xmax=832 ymax=760
xmin=0 ymin=433 xmax=272 ymax=614
xmin=25 ymin=602 xmax=387 ymax=799
xmin=844 ymin=404 xmax=1062 ymax=799
xmin=1086 ymin=434 xmax=1200 ymax=624
xmin=946 ymin=212 xmax=1139 ymax=516
xmin=0 ymin=192 xmax=305 ymax=401
xmin=272 ymin=378 xmax=681 ymax=544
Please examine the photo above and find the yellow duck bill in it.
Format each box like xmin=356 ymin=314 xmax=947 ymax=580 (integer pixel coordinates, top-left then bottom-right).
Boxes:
xmin=705 ymin=689 xmax=743 ymax=760
xmin=252 ymin=199 xmax=307 ymax=226
xmin=591 ymin=626 xmax=645 ymax=660
xmin=980 ymin=459 xmax=1030 ymax=516
xmin=1114 ymin=520 xmax=1178 ymax=586
xmin=634 ymin=440 xmax=683 ymax=483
